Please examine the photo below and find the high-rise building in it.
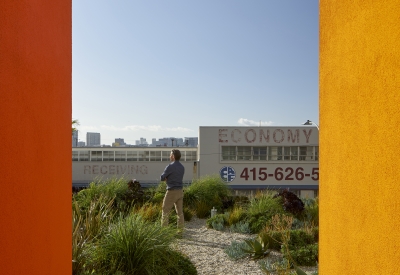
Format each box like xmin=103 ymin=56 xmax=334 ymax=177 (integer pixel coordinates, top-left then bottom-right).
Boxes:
xmin=72 ymin=131 xmax=78 ymax=147
xmin=113 ymin=138 xmax=126 ymax=147
xmin=184 ymin=137 xmax=198 ymax=147
xmin=86 ymin=132 xmax=101 ymax=147
xmin=77 ymin=141 xmax=85 ymax=147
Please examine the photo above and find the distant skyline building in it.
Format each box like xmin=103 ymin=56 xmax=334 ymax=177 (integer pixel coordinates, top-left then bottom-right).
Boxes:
xmin=72 ymin=131 xmax=78 ymax=147
xmin=77 ymin=141 xmax=85 ymax=147
xmin=184 ymin=137 xmax=198 ymax=147
xmin=113 ymin=138 xmax=126 ymax=147
xmin=86 ymin=132 xmax=101 ymax=147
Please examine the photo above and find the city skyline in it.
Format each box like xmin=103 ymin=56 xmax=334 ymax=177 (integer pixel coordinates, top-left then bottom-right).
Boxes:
xmin=72 ymin=1 xmax=319 ymax=145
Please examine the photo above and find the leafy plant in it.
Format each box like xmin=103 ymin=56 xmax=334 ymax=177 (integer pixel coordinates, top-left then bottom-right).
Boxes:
xmin=224 ymin=240 xmax=249 ymax=261
xmin=91 ymin=213 xmax=184 ymax=274
xmin=227 ymin=206 xmax=247 ymax=226
xmin=72 ymin=195 xmax=116 ymax=275
xmin=184 ymin=175 xmax=231 ymax=211
xmin=230 ymin=221 xmax=252 ymax=234
xmin=241 ymin=237 xmax=271 ymax=260
xmin=206 ymin=214 xmax=227 ymax=229
xmin=195 ymin=200 xmax=212 ymax=218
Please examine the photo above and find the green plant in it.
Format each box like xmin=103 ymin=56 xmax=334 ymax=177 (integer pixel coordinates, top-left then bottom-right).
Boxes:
xmin=206 ymin=214 xmax=227 ymax=229
xmin=72 ymin=195 xmax=116 ymax=275
xmin=73 ymin=177 xmax=135 ymax=214
xmin=288 ymin=243 xmax=318 ymax=266
xmin=246 ymin=190 xmax=287 ymax=233
xmin=133 ymin=202 xmax=161 ymax=222
xmin=184 ymin=175 xmax=231 ymax=211
xmin=195 ymin=200 xmax=212 ymax=218
xmin=227 ymin=206 xmax=247 ymax=226
xmin=224 ymin=240 xmax=249 ymax=261
xmin=183 ymin=207 xmax=194 ymax=222
xmin=230 ymin=221 xmax=252 ymax=234
xmin=91 ymin=213 xmax=185 ymax=274
xmin=241 ymin=237 xmax=271 ymax=260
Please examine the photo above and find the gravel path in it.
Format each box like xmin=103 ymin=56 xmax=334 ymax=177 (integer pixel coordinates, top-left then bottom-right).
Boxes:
xmin=172 ymin=217 xmax=318 ymax=275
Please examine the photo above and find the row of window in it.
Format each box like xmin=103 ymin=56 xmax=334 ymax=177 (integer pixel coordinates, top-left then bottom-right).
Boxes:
xmin=221 ymin=146 xmax=319 ymax=161
xmin=72 ymin=150 xmax=197 ymax=162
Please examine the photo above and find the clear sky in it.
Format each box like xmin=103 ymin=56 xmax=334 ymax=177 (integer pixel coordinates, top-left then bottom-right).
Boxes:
xmin=72 ymin=1 xmax=319 ymax=145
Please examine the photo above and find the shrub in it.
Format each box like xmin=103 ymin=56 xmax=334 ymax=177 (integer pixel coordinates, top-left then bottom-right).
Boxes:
xmin=184 ymin=175 xmax=231 ymax=211
xmin=288 ymin=243 xmax=319 ymax=266
xmin=92 ymin=213 xmax=184 ymax=274
xmin=74 ymin=177 xmax=135 ymax=213
xmin=246 ymin=190 xmax=286 ymax=233
xmin=195 ymin=200 xmax=212 ymax=219
xmin=133 ymin=202 xmax=161 ymax=222
xmin=230 ymin=221 xmax=252 ymax=234
xmin=72 ymin=195 xmax=116 ymax=275
xmin=206 ymin=213 xmax=227 ymax=230
xmin=227 ymin=206 xmax=247 ymax=226
xmin=183 ymin=207 xmax=194 ymax=222
xmin=224 ymin=241 xmax=249 ymax=261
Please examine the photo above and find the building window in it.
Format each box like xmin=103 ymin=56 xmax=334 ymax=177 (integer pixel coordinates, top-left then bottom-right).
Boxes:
xmin=150 ymin=151 xmax=161 ymax=161
xmin=221 ymin=146 xmax=318 ymax=162
xmin=184 ymin=151 xmax=197 ymax=161
xmin=72 ymin=151 xmax=79 ymax=161
xmin=237 ymin=146 xmax=252 ymax=161
xmin=79 ymin=151 xmax=89 ymax=161
xmin=127 ymin=151 xmax=137 ymax=161
xmin=103 ymin=151 xmax=114 ymax=161
xmin=138 ymin=150 xmax=148 ymax=161
xmin=299 ymin=146 xmax=314 ymax=161
xmin=253 ymin=147 xmax=267 ymax=161
xmin=115 ymin=151 xmax=126 ymax=161
xmin=91 ymin=151 xmax=102 ymax=161
xmin=162 ymin=151 xmax=170 ymax=162
xmin=268 ymin=146 xmax=283 ymax=161
xmin=222 ymin=146 xmax=236 ymax=161
xmin=284 ymin=146 xmax=299 ymax=161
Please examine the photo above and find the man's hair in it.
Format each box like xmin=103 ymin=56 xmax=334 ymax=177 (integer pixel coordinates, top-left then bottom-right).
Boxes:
xmin=171 ymin=149 xmax=181 ymax=160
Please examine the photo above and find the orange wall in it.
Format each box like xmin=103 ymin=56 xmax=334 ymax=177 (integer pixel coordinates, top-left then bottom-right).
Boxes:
xmin=1 ymin=1 xmax=399 ymax=274
xmin=0 ymin=1 xmax=71 ymax=274
xmin=320 ymin=1 xmax=400 ymax=274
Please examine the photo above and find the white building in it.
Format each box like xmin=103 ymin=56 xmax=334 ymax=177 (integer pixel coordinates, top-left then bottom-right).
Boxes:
xmin=86 ymin=132 xmax=101 ymax=147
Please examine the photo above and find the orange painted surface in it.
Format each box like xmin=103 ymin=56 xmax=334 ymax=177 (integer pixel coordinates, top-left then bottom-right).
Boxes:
xmin=0 ymin=1 xmax=71 ymax=274
xmin=320 ymin=1 xmax=400 ymax=274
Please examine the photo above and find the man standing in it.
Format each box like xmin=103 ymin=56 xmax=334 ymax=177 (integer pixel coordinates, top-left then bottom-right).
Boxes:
xmin=160 ymin=149 xmax=185 ymax=228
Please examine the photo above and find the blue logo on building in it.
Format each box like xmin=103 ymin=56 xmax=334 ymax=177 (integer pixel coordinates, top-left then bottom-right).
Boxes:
xmin=220 ymin=166 xmax=236 ymax=183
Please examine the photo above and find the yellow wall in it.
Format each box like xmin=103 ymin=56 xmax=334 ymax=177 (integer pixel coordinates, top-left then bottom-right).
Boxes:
xmin=320 ymin=1 xmax=400 ymax=274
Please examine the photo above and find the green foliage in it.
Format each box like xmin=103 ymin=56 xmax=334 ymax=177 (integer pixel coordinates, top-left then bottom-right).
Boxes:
xmin=206 ymin=214 xmax=227 ymax=229
xmin=241 ymin=237 xmax=271 ymax=260
xmin=195 ymin=200 xmax=212 ymax=219
xmin=74 ymin=178 xmax=134 ymax=213
xmin=183 ymin=207 xmax=194 ymax=222
xmin=288 ymin=243 xmax=319 ymax=267
xmin=91 ymin=214 xmax=185 ymax=274
xmin=246 ymin=190 xmax=287 ymax=233
xmin=133 ymin=202 xmax=161 ymax=222
xmin=184 ymin=175 xmax=231 ymax=211
xmin=72 ymin=195 xmax=116 ymax=275
xmin=224 ymin=241 xmax=249 ymax=261
xmin=229 ymin=221 xmax=252 ymax=234
xmin=258 ymin=230 xmax=282 ymax=251
xmin=227 ymin=206 xmax=247 ymax=226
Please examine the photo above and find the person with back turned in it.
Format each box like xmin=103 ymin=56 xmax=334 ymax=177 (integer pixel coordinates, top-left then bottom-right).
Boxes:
xmin=160 ymin=149 xmax=185 ymax=228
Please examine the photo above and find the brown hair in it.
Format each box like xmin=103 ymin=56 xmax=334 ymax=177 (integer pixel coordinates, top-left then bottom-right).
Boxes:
xmin=171 ymin=149 xmax=181 ymax=160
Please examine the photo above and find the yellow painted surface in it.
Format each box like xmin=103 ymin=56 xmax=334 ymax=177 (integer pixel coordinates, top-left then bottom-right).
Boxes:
xmin=320 ymin=1 xmax=400 ymax=274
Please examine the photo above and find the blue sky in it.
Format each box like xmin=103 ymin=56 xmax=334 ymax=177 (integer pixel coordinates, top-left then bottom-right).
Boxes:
xmin=72 ymin=1 xmax=319 ymax=145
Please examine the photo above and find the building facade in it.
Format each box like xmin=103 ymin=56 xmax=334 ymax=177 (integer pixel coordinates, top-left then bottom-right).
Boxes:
xmin=86 ymin=132 xmax=101 ymax=147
